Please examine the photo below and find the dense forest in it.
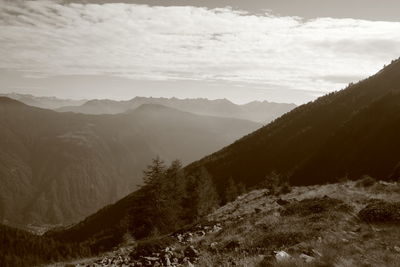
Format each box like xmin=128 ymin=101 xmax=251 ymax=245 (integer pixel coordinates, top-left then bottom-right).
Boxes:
xmin=185 ymin=58 xmax=400 ymax=193
xmin=0 ymin=158 xmax=231 ymax=266
xmin=0 ymin=224 xmax=89 ymax=267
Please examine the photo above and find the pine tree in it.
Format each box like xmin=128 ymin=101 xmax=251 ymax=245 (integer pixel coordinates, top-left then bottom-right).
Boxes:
xmin=184 ymin=168 xmax=219 ymax=220
xmin=142 ymin=156 xmax=167 ymax=211
xmin=224 ymin=177 xmax=238 ymax=203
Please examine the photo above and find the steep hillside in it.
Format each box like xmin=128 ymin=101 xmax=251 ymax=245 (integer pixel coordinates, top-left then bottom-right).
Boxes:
xmin=57 ymin=97 xmax=296 ymax=124
xmin=0 ymin=99 xmax=260 ymax=226
xmin=45 ymin=159 xmax=219 ymax=255
xmin=186 ymin=58 xmax=400 ymax=192
xmin=49 ymin=180 xmax=400 ymax=267
xmin=0 ymin=223 xmax=87 ymax=267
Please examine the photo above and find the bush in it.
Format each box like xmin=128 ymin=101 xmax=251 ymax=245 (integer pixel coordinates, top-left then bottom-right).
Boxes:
xmin=281 ymin=197 xmax=350 ymax=217
xmin=130 ymin=236 xmax=175 ymax=258
xmin=359 ymin=200 xmax=400 ymax=223
xmin=355 ymin=176 xmax=376 ymax=187
xmin=258 ymin=230 xmax=308 ymax=249
xmin=261 ymin=172 xmax=292 ymax=196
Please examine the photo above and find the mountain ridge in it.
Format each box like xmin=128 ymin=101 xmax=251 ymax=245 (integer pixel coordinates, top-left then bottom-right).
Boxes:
xmin=184 ymin=58 xmax=400 ymax=192
xmin=0 ymin=98 xmax=260 ymax=226
xmin=57 ymin=96 xmax=296 ymax=123
xmin=0 ymin=93 xmax=86 ymax=109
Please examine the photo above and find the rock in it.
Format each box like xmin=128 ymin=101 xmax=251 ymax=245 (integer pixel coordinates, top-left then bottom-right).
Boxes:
xmin=184 ymin=245 xmax=199 ymax=258
xmin=164 ymin=256 xmax=171 ymax=266
xmin=275 ymin=251 xmax=291 ymax=262
xmin=210 ymin=242 xmax=219 ymax=251
xmin=177 ymin=234 xmax=184 ymax=242
xmin=225 ymin=240 xmax=241 ymax=251
xmin=255 ymin=208 xmax=262 ymax=213
xmin=182 ymin=259 xmax=194 ymax=267
xmin=197 ymin=230 xmax=206 ymax=236
xmin=212 ymin=224 xmax=222 ymax=232
xmin=300 ymin=253 xmax=315 ymax=263
xmin=312 ymin=249 xmax=322 ymax=257
xmin=276 ymin=198 xmax=290 ymax=206
xmin=394 ymin=246 xmax=400 ymax=253
xmin=142 ymin=256 xmax=159 ymax=261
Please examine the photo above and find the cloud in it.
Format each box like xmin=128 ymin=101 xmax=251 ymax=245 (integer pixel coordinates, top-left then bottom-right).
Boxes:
xmin=0 ymin=0 xmax=400 ymax=94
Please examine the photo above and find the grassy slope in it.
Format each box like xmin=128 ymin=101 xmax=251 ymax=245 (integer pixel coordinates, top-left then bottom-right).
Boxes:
xmin=195 ymin=181 xmax=400 ymax=266
xmin=55 ymin=180 xmax=400 ymax=266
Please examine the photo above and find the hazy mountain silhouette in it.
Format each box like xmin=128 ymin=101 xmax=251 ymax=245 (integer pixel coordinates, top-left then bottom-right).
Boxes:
xmin=0 ymin=93 xmax=86 ymax=109
xmin=57 ymin=97 xmax=296 ymax=123
xmin=185 ymin=58 xmax=400 ymax=192
xmin=0 ymin=98 xmax=260 ymax=226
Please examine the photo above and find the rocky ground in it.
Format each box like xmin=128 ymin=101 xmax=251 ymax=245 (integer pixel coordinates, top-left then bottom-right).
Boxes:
xmin=48 ymin=178 xmax=400 ymax=267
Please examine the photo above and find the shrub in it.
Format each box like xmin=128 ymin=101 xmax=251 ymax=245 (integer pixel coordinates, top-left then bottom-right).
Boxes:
xmin=358 ymin=200 xmax=400 ymax=223
xmin=261 ymin=172 xmax=292 ymax=196
xmin=130 ymin=235 xmax=175 ymax=258
xmin=355 ymin=176 xmax=376 ymax=187
xmin=258 ymin=230 xmax=308 ymax=249
xmin=281 ymin=197 xmax=350 ymax=217
xmin=278 ymin=183 xmax=292 ymax=195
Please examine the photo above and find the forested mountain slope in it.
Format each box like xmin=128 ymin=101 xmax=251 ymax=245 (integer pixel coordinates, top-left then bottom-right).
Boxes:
xmin=186 ymin=58 xmax=400 ymax=193
xmin=0 ymin=99 xmax=259 ymax=226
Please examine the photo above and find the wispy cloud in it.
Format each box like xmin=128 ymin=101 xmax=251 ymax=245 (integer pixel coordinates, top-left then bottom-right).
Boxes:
xmin=1 ymin=0 xmax=400 ymax=94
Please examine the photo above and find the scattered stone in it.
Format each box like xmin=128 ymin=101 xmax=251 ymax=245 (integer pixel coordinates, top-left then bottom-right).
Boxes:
xmin=210 ymin=242 xmax=218 ymax=251
xmin=142 ymin=256 xmax=159 ymax=261
xmin=300 ymin=253 xmax=315 ymax=263
xmin=312 ymin=249 xmax=322 ymax=257
xmin=276 ymin=198 xmax=290 ymax=206
xmin=275 ymin=251 xmax=291 ymax=262
xmin=184 ymin=245 xmax=199 ymax=258
xmin=182 ymin=258 xmax=194 ymax=267
xmin=212 ymin=224 xmax=222 ymax=233
xmin=196 ymin=230 xmax=206 ymax=237
xmin=225 ymin=240 xmax=241 ymax=251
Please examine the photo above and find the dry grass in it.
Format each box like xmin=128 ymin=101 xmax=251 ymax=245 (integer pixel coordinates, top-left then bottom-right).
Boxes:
xmin=194 ymin=180 xmax=400 ymax=266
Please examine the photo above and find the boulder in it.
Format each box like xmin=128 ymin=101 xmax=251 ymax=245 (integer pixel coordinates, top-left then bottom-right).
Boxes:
xmin=184 ymin=245 xmax=199 ymax=258
xmin=299 ymin=253 xmax=315 ymax=263
xmin=225 ymin=240 xmax=241 ymax=251
xmin=210 ymin=242 xmax=219 ymax=251
xmin=276 ymin=198 xmax=290 ymax=206
xmin=275 ymin=251 xmax=291 ymax=262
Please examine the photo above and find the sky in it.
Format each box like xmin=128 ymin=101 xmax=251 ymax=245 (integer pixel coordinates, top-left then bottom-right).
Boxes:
xmin=1 ymin=0 xmax=400 ymax=104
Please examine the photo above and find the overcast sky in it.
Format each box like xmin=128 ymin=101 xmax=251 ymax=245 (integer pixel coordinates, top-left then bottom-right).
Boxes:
xmin=1 ymin=0 xmax=400 ymax=104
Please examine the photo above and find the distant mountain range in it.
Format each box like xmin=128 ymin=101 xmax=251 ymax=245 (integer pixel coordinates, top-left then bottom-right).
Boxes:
xmin=57 ymin=97 xmax=296 ymax=124
xmin=186 ymin=58 xmax=400 ymax=192
xmin=0 ymin=98 xmax=260 ymax=226
xmin=0 ymin=93 xmax=86 ymax=109
xmin=1 ymin=93 xmax=296 ymax=123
